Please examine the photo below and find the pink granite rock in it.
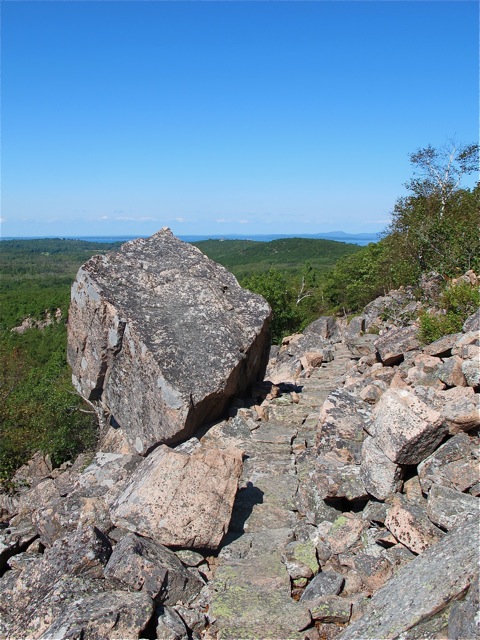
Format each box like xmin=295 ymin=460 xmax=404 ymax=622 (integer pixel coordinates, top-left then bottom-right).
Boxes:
xmin=372 ymin=388 xmax=447 ymax=464
xmin=360 ymin=436 xmax=403 ymax=501
xmin=110 ymin=444 xmax=243 ymax=549
xmin=374 ymin=325 xmax=421 ymax=366
xmin=385 ymin=495 xmax=444 ymax=554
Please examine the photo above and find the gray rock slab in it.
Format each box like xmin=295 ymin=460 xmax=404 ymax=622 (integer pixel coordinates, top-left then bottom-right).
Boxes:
xmin=337 ymin=516 xmax=479 ymax=640
xmin=110 ymin=444 xmax=243 ymax=549
xmin=313 ymin=456 xmax=368 ymax=502
xmin=316 ymin=390 xmax=371 ymax=464
xmin=422 ymin=333 xmax=462 ymax=357
xmin=0 ymin=525 xmax=38 ymax=574
xmin=435 ymin=355 xmax=467 ymax=387
xmin=418 ymin=432 xmax=479 ymax=494
xmin=447 ymin=572 xmax=479 ymax=640
xmin=308 ymin=595 xmax=352 ymax=623
xmin=155 ymin=605 xmax=189 ymax=640
xmin=67 ymin=228 xmax=271 ymax=454
xmin=39 ymin=590 xmax=154 ymax=640
xmin=300 ymin=571 xmax=345 ymax=601
xmin=210 ymin=530 xmax=311 ymax=639
xmin=463 ymin=309 xmax=480 ymax=333
xmin=104 ymin=533 xmax=204 ymax=604
xmin=462 ymin=357 xmax=480 ymax=387
xmin=426 ymin=484 xmax=479 ymax=531
xmin=2 ymin=524 xmax=111 ymax=627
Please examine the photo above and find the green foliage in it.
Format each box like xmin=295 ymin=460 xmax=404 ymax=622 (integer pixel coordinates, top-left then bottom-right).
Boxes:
xmin=321 ymin=242 xmax=390 ymax=313
xmin=419 ymin=281 xmax=480 ymax=344
xmin=0 ymin=239 xmax=120 ymax=484
xmin=241 ymin=269 xmax=301 ymax=343
xmin=0 ymin=325 xmax=98 ymax=487
xmin=418 ymin=312 xmax=461 ymax=345
xmin=321 ymin=143 xmax=479 ymax=315
xmin=385 ymin=184 xmax=480 ymax=278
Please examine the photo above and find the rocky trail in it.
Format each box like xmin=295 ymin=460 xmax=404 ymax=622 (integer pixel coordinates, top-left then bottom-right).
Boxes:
xmin=204 ymin=344 xmax=357 ymax=639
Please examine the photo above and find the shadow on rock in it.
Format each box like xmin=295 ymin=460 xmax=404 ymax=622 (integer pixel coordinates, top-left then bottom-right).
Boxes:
xmin=227 ymin=481 xmax=264 ymax=534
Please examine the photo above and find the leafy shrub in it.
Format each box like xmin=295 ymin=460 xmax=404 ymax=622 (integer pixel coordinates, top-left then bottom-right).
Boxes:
xmin=419 ymin=281 xmax=479 ymax=344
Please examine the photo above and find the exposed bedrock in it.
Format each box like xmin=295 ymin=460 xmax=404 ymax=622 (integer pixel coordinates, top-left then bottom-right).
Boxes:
xmin=67 ymin=228 xmax=271 ymax=454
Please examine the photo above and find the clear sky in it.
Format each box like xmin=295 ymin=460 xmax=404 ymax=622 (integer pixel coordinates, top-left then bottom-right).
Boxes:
xmin=1 ymin=0 xmax=478 ymax=238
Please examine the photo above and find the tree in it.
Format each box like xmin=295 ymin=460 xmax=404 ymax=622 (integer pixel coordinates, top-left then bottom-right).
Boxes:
xmin=406 ymin=140 xmax=479 ymax=216
xmin=241 ymin=269 xmax=301 ymax=343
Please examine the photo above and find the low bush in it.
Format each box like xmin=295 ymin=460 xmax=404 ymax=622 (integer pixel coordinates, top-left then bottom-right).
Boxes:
xmin=419 ymin=281 xmax=479 ymax=344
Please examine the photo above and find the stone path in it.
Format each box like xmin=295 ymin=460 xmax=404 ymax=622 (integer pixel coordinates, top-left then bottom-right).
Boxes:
xmin=201 ymin=343 xmax=357 ymax=639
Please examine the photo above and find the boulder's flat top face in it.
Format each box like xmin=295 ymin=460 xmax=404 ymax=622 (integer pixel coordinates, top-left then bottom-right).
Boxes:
xmin=75 ymin=229 xmax=269 ymax=398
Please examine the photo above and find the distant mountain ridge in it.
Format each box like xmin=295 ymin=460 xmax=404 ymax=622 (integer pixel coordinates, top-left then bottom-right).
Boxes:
xmin=1 ymin=231 xmax=380 ymax=247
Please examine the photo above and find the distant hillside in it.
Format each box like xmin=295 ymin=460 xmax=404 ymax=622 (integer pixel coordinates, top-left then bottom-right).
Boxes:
xmin=192 ymin=237 xmax=361 ymax=278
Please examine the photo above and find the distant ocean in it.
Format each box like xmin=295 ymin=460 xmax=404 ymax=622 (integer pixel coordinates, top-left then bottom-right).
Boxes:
xmin=2 ymin=232 xmax=380 ymax=247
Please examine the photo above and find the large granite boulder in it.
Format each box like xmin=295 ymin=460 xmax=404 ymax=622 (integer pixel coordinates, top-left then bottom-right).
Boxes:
xmin=67 ymin=228 xmax=271 ymax=454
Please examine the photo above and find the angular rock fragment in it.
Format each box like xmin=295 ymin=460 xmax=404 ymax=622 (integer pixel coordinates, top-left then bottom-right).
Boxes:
xmin=435 ymin=355 xmax=467 ymax=387
xmin=422 ymin=332 xmax=462 ymax=357
xmin=344 ymin=315 xmax=366 ymax=339
xmin=463 ymin=309 xmax=480 ymax=333
xmin=462 ymin=358 xmax=480 ymax=387
xmin=12 ymin=451 xmax=53 ymax=490
xmin=385 ymin=495 xmax=444 ymax=554
xmin=0 ymin=527 xmax=112 ymax=638
xmin=0 ymin=525 xmax=38 ymax=574
xmin=418 ymin=432 xmax=479 ymax=493
xmin=155 ymin=605 xmax=189 ymax=640
xmin=110 ymin=444 xmax=243 ymax=549
xmin=326 ymin=514 xmax=365 ymax=555
xmin=372 ymin=388 xmax=447 ymax=464
xmin=39 ymin=591 xmax=154 ymax=640
xmin=426 ymin=484 xmax=479 ymax=531
xmin=68 ymin=228 xmax=271 ymax=454
xmin=360 ymin=436 xmax=403 ymax=501
xmin=300 ymin=571 xmax=345 ymax=601
xmin=374 ymin=325 xmax=421 ymax=366
xmin=316 ymin=389 xmax=371 ymax=463
xmin=352 ymin=554 xmax=393 ymax=593
xmin=414 ymin=385 xmax=480 ymax=434
xmin=313 ymin=456 xmax=368 ymax=502
xmin=308 ymin=595 xmax=352 ymax=623
xmin=452 ymin=330 xmax=479 ymax=357
xmin=447 ymin=573 xmax=479 ymax=640
xmin=283 ymin=540 xmax=319 ymax=580
xmin=104 ymin=533 xmax=203 ymax=604
xmin=405 ymin=354 xmax=445 ymax=389
xmin=303 ymin=316 xmax=342 ymax=341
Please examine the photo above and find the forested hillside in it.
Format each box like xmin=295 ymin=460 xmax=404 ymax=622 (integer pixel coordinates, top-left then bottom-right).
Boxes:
xmin=192 ymin=237 xmax=360 ymax=278
xmin=1 ymin=141 xmax=478 ymax=483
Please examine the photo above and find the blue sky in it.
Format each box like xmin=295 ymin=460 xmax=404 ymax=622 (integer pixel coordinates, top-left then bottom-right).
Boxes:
xmin=2 ymin=1 xmax=478 ymax=238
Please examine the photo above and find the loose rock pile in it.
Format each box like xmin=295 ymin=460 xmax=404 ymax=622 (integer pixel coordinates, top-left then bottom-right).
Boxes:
xmin=0 ymin=234 xmax=478 ymax=640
